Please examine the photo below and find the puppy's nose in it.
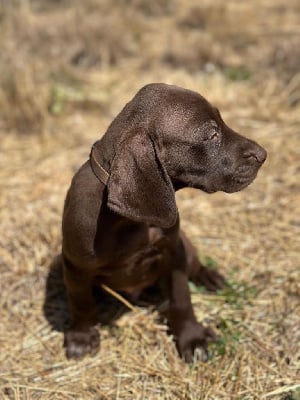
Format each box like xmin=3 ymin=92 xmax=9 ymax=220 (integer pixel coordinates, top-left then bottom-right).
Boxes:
xmin=243 ymin=144 xmax=267 ymax=164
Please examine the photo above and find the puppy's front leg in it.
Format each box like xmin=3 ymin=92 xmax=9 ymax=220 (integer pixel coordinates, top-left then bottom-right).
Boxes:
xmin=63 ymin=258 xmax=100 ymax=359
xmin=167 ymin=239 xmax=216 ymax=363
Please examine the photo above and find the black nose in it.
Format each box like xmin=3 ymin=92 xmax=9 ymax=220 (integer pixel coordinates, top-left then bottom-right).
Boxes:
xmin=243 ymin=144 xmax=267 ymax=164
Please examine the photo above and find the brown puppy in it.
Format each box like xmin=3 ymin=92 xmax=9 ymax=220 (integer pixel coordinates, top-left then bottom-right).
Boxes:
xmin=62 ymin=83 xmax=267 ymax=362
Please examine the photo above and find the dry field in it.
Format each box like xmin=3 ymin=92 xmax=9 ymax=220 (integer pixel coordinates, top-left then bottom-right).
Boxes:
xmin=0 ymin=0 xmax=299 ymax=399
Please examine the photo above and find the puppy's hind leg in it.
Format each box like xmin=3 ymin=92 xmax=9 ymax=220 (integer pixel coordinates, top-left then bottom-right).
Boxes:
xmin=180 ymin=230 xmax=225 ymax=292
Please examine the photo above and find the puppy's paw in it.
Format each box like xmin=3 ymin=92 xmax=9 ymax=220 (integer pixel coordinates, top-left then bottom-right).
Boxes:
xmin=177 ymin=322 xmax=217 ymax=363
xmin=192 ymin=266 xmax=226 ymax=292
xmin=64 ymin=326 xmax=100 ymax=360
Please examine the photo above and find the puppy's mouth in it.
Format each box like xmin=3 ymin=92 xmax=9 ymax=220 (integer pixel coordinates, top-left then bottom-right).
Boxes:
xmin=225 ymin=169 xmax=259 ymax=193
xmin=173 ymin=165 xmax=261 ymax=194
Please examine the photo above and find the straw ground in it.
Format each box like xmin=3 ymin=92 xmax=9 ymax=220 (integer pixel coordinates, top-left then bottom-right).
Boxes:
xmin=0 ymin=0 xmax=299 ymax=398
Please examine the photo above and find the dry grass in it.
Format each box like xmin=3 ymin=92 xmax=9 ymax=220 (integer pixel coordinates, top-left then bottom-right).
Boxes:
xmin=0 ymin=0 xmax=299 ymax=399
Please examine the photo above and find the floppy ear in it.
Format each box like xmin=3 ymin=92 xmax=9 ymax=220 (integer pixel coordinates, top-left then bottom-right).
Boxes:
xmin=107 ymin=130 xmax=177 ymax=228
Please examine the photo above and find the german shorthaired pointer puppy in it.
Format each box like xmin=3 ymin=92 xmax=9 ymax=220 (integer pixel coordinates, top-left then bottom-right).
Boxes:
xmin=62 ymin=83 xmax=267 ymax=362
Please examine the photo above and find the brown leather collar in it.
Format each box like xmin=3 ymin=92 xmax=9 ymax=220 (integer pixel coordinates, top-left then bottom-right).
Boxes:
xmin=89 ymin=141 xmax=110 ymax=185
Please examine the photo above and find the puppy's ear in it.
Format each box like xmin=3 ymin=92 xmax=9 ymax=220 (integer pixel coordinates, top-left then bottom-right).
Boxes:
xmin=107 ymin=130 xmax=177 ymax=228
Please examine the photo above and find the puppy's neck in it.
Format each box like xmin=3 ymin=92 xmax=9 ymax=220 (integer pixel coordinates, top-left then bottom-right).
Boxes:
xmin=90 ymin=142 xmax=110 ymax=185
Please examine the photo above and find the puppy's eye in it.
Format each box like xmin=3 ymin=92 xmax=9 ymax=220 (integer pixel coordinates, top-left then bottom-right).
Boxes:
xmin=198 ymin=121 xmax=220 ymax=141
xmin=209 ymin=131 xmax=219 ymax=141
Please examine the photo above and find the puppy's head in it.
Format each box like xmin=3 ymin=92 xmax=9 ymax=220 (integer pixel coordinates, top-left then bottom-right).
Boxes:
xmin=150 ymin=84 xmax=267 ymax=194
xmin=107 ymin=83 xmax=267 ymax=227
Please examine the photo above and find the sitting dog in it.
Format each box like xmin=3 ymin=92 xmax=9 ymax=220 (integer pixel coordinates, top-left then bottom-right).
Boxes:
xmin=62 ymin=83 xmax=267 ymax=362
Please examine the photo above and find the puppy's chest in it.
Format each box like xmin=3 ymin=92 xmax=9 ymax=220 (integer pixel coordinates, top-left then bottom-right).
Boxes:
xmin=96 ymin=221 xmax=148 ymax=258
xmin=95 ymin=224 xmax=169 ymax=292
